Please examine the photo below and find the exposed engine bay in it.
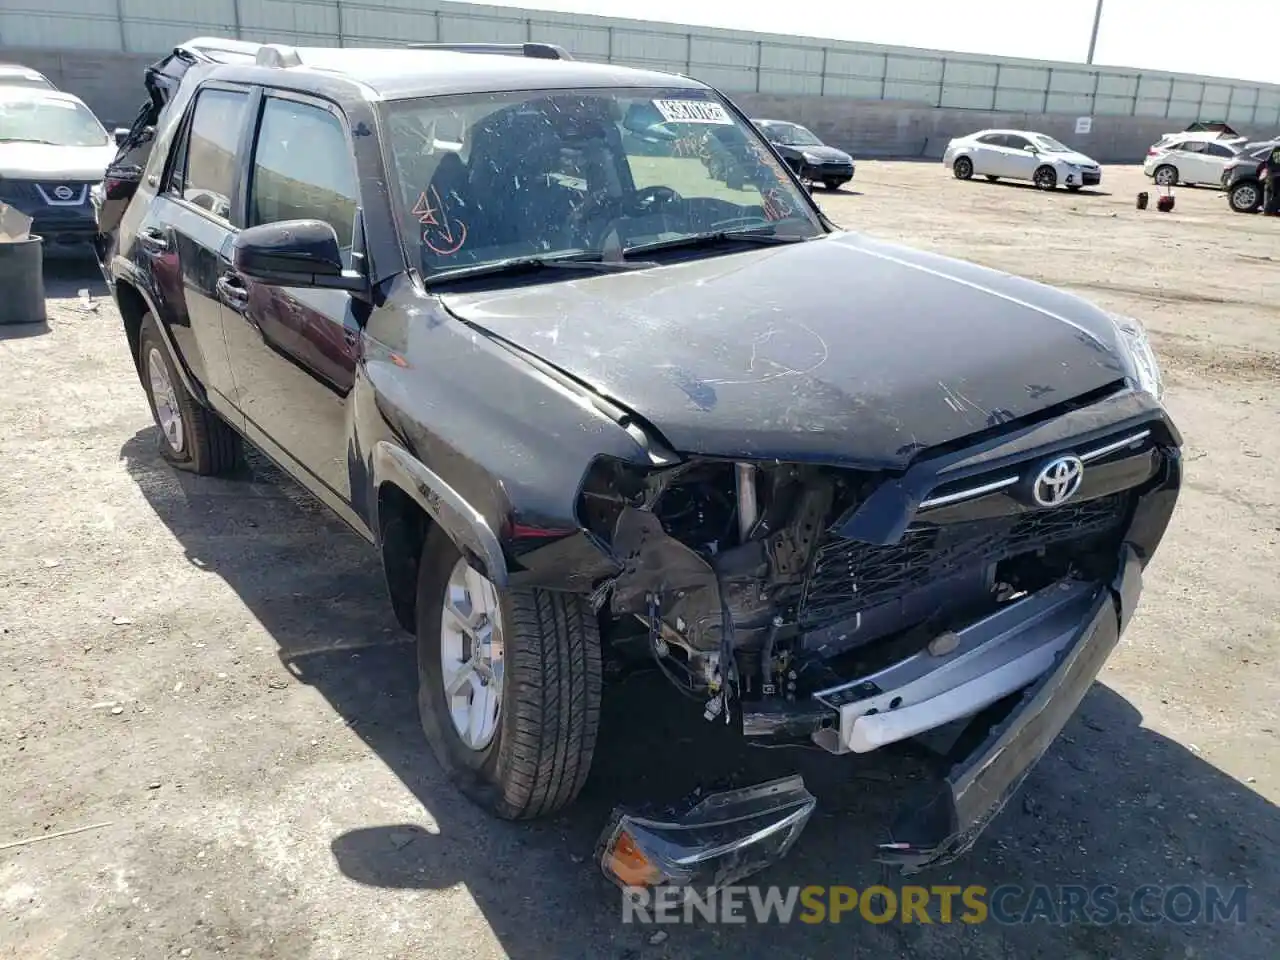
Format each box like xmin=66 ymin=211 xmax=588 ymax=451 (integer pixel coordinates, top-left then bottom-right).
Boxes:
xmin=578 ymin=438 xmax=1149 ymax=749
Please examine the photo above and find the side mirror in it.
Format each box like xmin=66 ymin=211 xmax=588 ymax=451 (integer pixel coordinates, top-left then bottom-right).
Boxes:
xmin=113 ymin=127 xmax=131 ymax=147
xmin=232 ymin=220 xmax=366 ymax=292
xmin=1023 ymin=144 xmax=1038 ymax=153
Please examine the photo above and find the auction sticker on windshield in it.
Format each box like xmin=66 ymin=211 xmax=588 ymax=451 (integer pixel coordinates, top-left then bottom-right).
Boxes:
xmin=653 ymin=99 xmax=732 ymax=124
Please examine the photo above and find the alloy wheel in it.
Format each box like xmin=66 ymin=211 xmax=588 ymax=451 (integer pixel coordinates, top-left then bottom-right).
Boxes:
xmin=439 ymin=556 xmax=506 ymax=751
xmin=147 ymin=347 xmax=184 ymax=454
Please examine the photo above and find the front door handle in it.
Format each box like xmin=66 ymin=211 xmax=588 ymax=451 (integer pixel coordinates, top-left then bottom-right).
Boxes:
xmin=215 ymin=273 xmax=249 ymax=309
xmin=138 ymin=226 xmax=169 ymax=252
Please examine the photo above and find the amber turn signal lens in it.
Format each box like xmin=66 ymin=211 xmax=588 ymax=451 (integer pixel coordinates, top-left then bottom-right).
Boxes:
xmin=601 ymin=829 xmax=662 ymax=888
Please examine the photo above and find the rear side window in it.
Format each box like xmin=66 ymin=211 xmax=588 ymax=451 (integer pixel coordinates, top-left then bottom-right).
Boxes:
xmin=169 ymin=88 xmax=251 ymax=222
xmin=248 ymin=97 xmax=359 ymax=263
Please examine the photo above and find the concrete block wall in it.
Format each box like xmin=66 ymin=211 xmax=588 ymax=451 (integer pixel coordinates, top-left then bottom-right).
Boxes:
xmin=9 ymin=47 xmax=1243 ymax=164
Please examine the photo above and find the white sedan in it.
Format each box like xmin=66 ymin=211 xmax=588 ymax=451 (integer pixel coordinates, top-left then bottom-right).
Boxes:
xmin=1142 ymin=133 xmax=1246 ymax=187
xmin=943 ymin=129 xmax=1102 ymax=191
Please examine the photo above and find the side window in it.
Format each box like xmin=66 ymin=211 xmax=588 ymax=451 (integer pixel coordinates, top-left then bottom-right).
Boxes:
xmin=1003 ymin=135 xmax=1029 ymax=150
xmin=1181 ymin=141 xmax=1205 ymax=154
xmin=168 ymin=88 xmax=250 ymax=222
xmin=248 ymin=97 xmax=359 ymax=264
xmin=1205 ymin=142 xmax=1234 ymax=158
xmin=977 ymin=134 xmax=1007 ymax=147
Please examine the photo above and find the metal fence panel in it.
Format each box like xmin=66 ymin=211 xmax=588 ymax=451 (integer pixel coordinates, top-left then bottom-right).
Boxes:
xmin=7 ymin=0 xmax=1280 ymax=124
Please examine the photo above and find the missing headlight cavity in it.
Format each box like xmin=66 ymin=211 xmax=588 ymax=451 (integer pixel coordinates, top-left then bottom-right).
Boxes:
xmin=579 ymin=452 xmax=1135 ymax=732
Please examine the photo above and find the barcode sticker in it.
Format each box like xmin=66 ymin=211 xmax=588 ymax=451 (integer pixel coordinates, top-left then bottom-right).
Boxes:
xmin=652 ymin=99 xmax=732 ymax=125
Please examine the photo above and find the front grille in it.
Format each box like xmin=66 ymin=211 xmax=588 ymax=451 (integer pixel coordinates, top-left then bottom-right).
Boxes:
xmin=798 ymin=494 xmax=1128 ymax=630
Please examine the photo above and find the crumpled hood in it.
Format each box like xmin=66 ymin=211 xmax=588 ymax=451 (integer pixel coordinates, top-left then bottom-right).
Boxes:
xmin=0 ymin=142 xmax=115 ymax=180
xmin=441 ymin=231 xmax=1129 ymax=469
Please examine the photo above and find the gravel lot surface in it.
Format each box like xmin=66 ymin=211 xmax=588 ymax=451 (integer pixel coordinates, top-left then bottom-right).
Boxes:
xmin=2 ymin=162 xmax=1276 ymax=959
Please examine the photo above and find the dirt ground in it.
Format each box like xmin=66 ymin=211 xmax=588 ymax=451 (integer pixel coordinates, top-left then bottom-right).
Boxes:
xmin=2 ymin=162 xmax=1277 ymax=960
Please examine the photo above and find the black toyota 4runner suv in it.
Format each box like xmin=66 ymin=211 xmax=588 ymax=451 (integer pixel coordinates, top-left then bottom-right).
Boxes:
xmin=98 ymin=38 xmax=1180 ymax=873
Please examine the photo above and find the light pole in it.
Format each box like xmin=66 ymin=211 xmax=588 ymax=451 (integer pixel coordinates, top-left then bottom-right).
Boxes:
xmin=1086 ymin=0 xmax=1104 ymax=64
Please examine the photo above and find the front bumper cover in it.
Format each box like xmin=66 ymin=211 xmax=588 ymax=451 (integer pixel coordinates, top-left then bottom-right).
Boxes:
xmin=875 ymin=546 xmax=1137 ymax=872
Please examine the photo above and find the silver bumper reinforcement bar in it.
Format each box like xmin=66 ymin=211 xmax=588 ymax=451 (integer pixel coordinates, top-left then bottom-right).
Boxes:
xmin=810 ymin=579 xmax=1103 ymax=755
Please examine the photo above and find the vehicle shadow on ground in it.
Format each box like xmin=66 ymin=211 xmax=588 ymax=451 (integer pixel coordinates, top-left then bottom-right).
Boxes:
xmin=42 ymin=257 xmax=108 ymax=298
xmin=967 ymin=180 xmax=1112 ymax=197
xmin=120 ymin=431 xmax=1277 ymax=960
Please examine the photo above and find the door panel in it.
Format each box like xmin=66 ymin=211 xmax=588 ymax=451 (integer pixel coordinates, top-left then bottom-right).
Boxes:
xmin=219 ymin=92 xmax=366 ymax=525
xmin=970 ymin=137 xmax=1001 ymax=175
xmin=1004 ymin=137 xmax=1038 ymax=180
xmin=140 ymin=86 xmax=252 ymax=421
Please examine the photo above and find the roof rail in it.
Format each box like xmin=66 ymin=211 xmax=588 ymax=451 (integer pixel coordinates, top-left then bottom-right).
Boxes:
xmin=255 ymin=44 xmax=303 ymax=69
xmin=406 ymin=42 xmax=573 ymax=61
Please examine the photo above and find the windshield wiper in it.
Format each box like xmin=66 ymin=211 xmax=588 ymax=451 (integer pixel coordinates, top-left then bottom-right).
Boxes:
xmin=0 ymin=137 xmax=61 ymax=145
xmin=623 ymin=226 xmax=811 ymax=257
xmin=427 ymin=251 xmax=654 ymax=285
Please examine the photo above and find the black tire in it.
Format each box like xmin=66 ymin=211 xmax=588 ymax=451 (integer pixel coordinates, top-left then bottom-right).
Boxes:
xmin=1066 ymin=184 xmax=1083 ymax=192
xmin=824 ymin=179 xmax=842 ymax=191
xmin=953 ymin=156 xmax=974 ymax=180
xmin=137 ymin=312 xmax=240 ymax=475
xmin=415 ymin=526 xmax=602 ymax=819
xmin=1230 ymin=181 xmax=1262 ymax=213
xmin=985 ymin=175 xmax=999 ymax=182
xmin=1033 ymin=166 xmax=1058 ymax=190
xmin=1154 ymin=165 xmax=1178 ymax=187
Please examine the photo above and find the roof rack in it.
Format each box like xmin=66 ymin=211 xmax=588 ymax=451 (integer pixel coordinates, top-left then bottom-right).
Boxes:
xmin=405 ymin=42 xmax=573 ymax=61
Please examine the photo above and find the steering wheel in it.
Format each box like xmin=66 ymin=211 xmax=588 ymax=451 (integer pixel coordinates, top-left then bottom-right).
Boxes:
xmin=633 ymin=185 xmax=683 ymax=211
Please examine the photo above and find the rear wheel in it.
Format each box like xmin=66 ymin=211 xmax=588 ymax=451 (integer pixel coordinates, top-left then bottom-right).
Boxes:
xmin=415 ymin=527 xmax=602 ymax=819
xmin=1033 ymin=166 xmax=1058 ymax=190
xmin=953 ymin=156 xmax=974 ymax=180
xmin=138 ymin=313 xmax=239 ymax=475
xmin=1230 ymin=181 xmax=1261 ymax=213
xmin=985 ymin=175 xmax=999 ymax=182
xmin=1154 ymin=164 xmax=1178 ymax=187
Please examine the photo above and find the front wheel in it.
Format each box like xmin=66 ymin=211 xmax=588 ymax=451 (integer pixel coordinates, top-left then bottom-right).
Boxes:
xmin=985 ymin=175 xmax=999 ymax=182
xmin=1153 ymin=165 xmax=1178 ymax=187
xmin=823 ymin=179 xmax=843 ymax=191
xmin=1033 ymin=166 xmax=1058 ymax=190
xmin=1066 ymin=184 xmax=1083 ymax=192
xmin=953 ymin=156 xmax=974 ymax=180
xmin=415 ymin=527 xmax=602 ymax=819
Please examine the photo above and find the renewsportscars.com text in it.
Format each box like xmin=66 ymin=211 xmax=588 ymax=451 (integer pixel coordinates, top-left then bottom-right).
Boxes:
xmin=621 ymin=884 xmax=1249 ymax=926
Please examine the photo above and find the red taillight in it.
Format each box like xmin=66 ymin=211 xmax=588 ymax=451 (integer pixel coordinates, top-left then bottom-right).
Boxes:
xmin=103 ymin=176 xmax=138 ymax=200
xmin=1147 ymin=148 xmax=1158 ymax=156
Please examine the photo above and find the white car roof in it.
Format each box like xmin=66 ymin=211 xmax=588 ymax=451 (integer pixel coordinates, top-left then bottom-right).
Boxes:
xmin=1158 ymin=131 xmax=1245 ymax=144
xmin=967 ymin=129 xmax=1055 ymax=139
xmin=0 ymin=86 xmax=88 ymax=108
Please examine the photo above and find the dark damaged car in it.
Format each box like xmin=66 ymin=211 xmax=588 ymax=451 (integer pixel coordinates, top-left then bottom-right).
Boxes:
xmin=97 ymin=39 xmax=1180 ymax=883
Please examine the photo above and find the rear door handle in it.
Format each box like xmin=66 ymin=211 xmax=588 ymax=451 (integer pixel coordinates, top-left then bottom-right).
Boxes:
xmin=215 ymin=273 xmax=249 ymax=309
xmin=138 ymin=226 xmax=169 ymax=252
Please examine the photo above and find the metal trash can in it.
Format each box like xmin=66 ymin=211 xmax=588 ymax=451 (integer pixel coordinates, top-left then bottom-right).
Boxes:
xmin=0 ymin=235 xmax=46 ymax=326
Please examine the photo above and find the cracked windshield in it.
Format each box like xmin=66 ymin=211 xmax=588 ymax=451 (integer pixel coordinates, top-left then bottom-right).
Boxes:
xmin=382 ymin=87 xmax=823 ymax=276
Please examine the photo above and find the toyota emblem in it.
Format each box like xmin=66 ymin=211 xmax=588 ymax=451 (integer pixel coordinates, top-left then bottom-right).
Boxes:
xmin=53 ymin=185 xmax=74 ymax=201
xmin=1032 ymin=455 xmax=1085 ymax=507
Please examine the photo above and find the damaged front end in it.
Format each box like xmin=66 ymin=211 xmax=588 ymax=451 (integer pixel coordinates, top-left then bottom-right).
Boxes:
xmin=570 ymin=387 xmax=1180 ymax=877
